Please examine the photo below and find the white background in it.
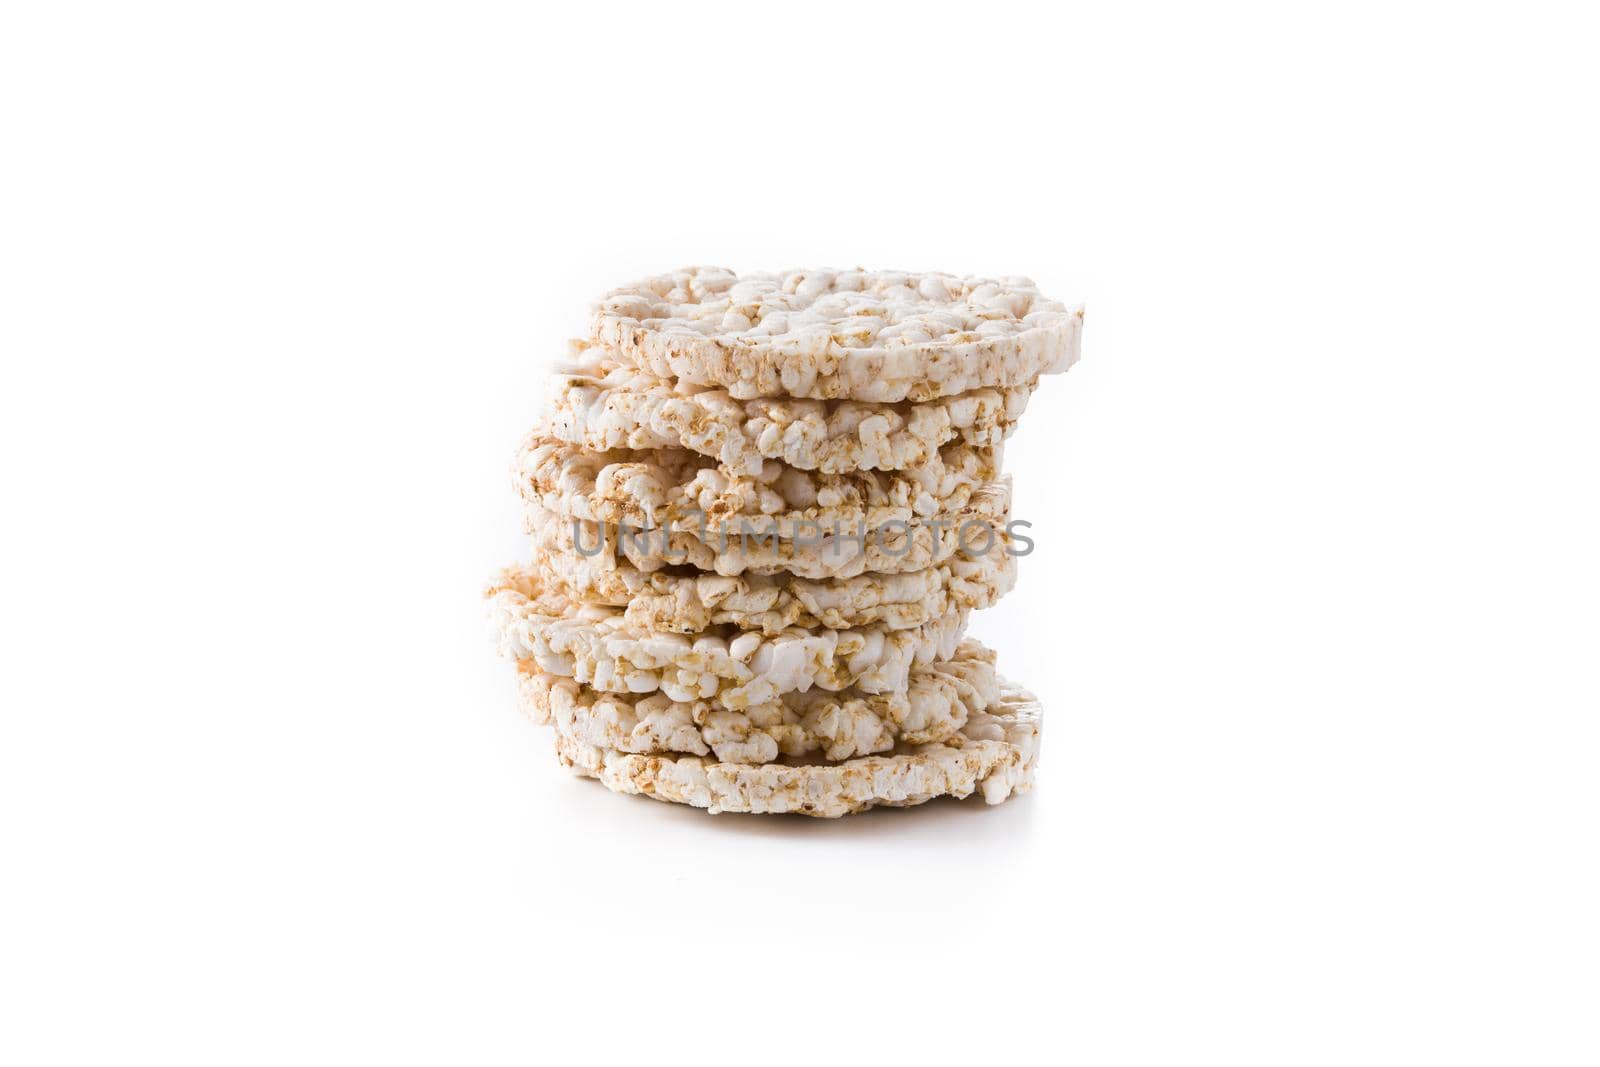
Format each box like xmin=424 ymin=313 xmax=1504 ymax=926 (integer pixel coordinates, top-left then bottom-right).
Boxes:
xmin=3 ymin=2 xmax=1596 ymax=1064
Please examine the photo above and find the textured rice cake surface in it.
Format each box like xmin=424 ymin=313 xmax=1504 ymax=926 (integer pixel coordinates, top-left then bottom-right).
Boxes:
xmin=524 ymin=518 xmax=1016 ymax=635
xmin=513 ymin=433 xmax=1000 ymax=540
xmin=487 ymin=564 xmax=969 ymax=704
xmin=518 ymin=639 xmax=1000 ymax=763
xmin=521 ymin=479 xmax=1016 ymax=581
xmin=545 ymin=346 xmax=1034 ymax=475
xmin=551 ymin=681 xmax=1042 ymax=817
xmin=592 ymin=266 xmax=1082 ymax=402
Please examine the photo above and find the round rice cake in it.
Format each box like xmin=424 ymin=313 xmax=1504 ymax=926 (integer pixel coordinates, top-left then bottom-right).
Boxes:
xmin=512 ymin=432 xmax=1001 ymax=539
xmin=521 ymin=479 xmax=1017 ymax=581
xmin=591 ymin=266 xmax=1083 ymax=402
xmin=524 ymin=508 xmax=1016 ymax=635
xmin=545 ymin=344 xmax=1034 ymax=475
xmin=517 ymin=639 xmax=1000 ymax=763
xmin=549 ymin=681 xmax=1042 ymax=817
xmin=486 ymin=564 xmax=968 ymax=705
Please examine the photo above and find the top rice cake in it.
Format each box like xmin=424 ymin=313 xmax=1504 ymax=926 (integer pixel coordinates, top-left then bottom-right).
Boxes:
xmin=591 ymin=266 xmax=1083 ymax=402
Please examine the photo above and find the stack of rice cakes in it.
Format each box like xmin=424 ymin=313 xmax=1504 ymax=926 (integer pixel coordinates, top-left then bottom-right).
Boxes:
xmin=488 ymin=267 xmax=1082 ymax=817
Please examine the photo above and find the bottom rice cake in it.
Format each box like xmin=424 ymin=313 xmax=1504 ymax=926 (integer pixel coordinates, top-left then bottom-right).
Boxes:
xmin=548 ymin=682 xmax=1041 ymax=817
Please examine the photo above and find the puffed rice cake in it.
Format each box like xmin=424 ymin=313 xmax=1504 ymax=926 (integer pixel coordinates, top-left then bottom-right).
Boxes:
xmin=513 ymin=432 xmax=1001 ymax=540
xmin=521 ymin=479 xmax=1017 ymax=581
xmin=487 ymin=564 xmax=969 ymax=706
xmin=523 ymin=513 xmax=1017 ymax=635
xmin=517 ymin=638 xmax=1000 ymax=763
xmin=550 ymin=681 xmax=1042 ymax=817
xmin=546 ymin=343 xmax=1034 ymax=475
xmin=488 ymin=266 xmax=1078 ymax=816
xmin=593 ymin=266 xmax=1082 ymax=402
